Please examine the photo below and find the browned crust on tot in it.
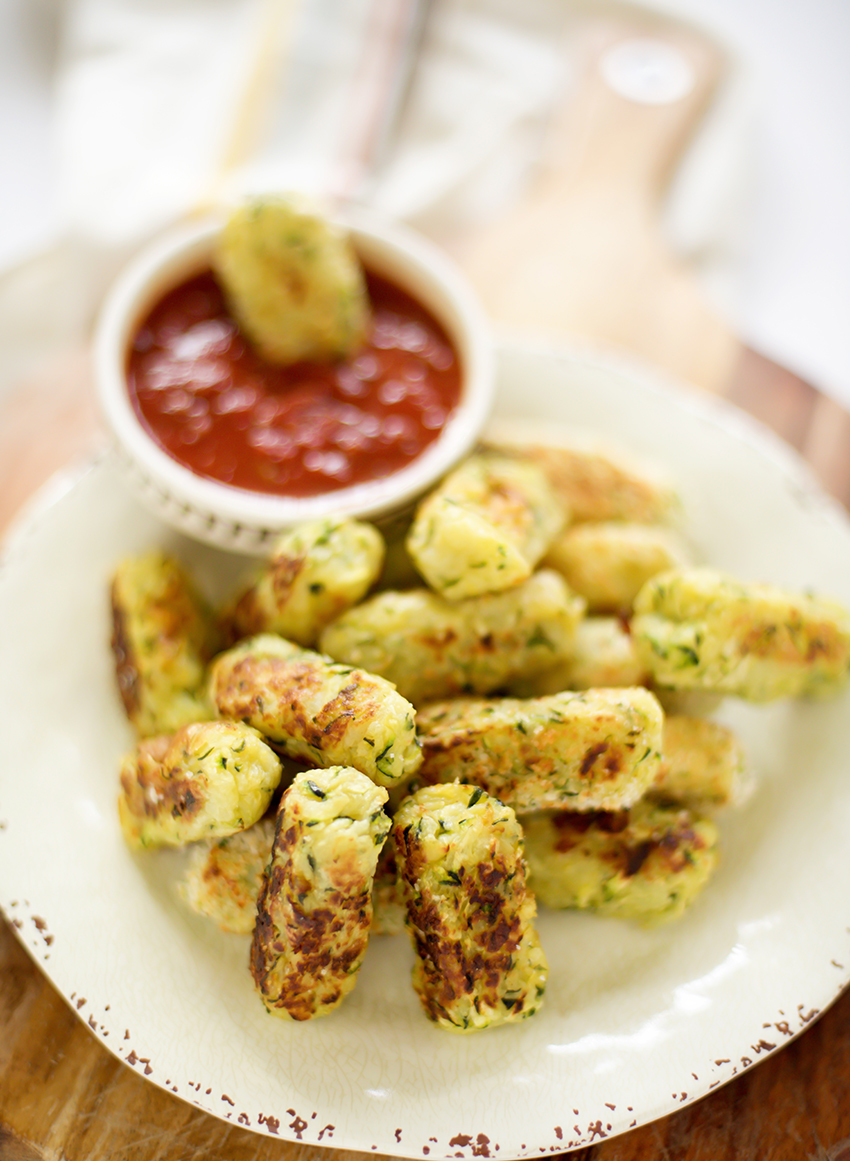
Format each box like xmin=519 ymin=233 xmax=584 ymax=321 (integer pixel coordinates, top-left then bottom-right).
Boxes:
xmin=395 ymin=824 xmax=527 ymax=1022
xmin=551 ymin=807 xmax=707 ymax=877
xmin=249 ymin=811 xmax=374 ymax=1021
xmin=119 ymin=731 xmax=205 ymax=824
xmin=214 ymin=654 xmax=382 ymax=747
xmin=110 ymin=591 xmax=140 ymax=718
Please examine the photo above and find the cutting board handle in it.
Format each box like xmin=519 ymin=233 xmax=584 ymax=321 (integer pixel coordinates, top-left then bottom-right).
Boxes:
xmin=542 ymin=18 xmax=725 ymax=207
xmin=452 ymin=14 xmax=738 ymax=394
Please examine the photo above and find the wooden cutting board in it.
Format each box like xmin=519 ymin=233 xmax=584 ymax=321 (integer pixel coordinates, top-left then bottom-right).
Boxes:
xmin=3 ymin=12 xmax=850 ymax=1159
xmin=446 ymin=12 xmax=850 ymax=507
xmin=452 ymin=14 xmax=736 ymax=392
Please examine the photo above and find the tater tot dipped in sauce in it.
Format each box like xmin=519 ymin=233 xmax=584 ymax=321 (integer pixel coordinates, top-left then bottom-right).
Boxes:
xmin=127 ymin=200 xmax=463 ymax=501
xmin=214 ymin=194 xmax=369 ymax=365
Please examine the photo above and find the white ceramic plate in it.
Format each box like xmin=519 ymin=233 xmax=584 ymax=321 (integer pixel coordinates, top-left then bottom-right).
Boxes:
xmin=3 ymin=341 xmax=850 ymax=1158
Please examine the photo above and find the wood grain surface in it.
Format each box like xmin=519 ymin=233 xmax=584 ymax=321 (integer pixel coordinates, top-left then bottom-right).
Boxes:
xmin=3 ymin=11 xmax=850 ymax=1160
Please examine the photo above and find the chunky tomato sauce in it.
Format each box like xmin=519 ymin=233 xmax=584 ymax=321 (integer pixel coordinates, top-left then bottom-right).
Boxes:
xmin=127 ymin=268 xmax=462 ymax=497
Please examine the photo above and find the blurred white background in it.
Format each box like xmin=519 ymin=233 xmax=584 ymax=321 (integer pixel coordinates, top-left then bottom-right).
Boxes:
xmin=0 ymin=0 xmax=848 ymax=404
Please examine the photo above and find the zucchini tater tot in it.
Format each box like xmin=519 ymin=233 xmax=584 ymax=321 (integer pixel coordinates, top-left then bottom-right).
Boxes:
xmin=508 ymin=615 xmax=650 ymax=697
xmin=225 ymin=516 xmax=385 ymax=646
xmin=522 ymin=799 xmax=719 ymax=924
xmin=393 ymin=783 xmax=547 ymax=1032
xmin=180 ymin=817 xmax=276 ymax=934
xmin=406 ymin=453 xmax=566 ymax=599
xmin=214 ymin=194 xmax=369 ymax=365
xmin=632 ymin=567 xmax=850 ymax=701
xmin=543 ymin=521 xmax=690 ymax=613
xmin=416 ymin=687 xmax=663 ymax=813
xmin=319 ymin=569 xmax=585 ymax=706
xmin=250 ymin=766 xmax=389 ymax=1020
xmin=484 ymin=429 xmax=679 ymax=525
xmin=654 ymin=714 xmax=750 ymax=809
xmin=209 ymin=633 xmax=421 ymax=786
xmin=110 ymin=550 xmax=220 ymax=737
xmin=180 ymin=814 xmax=404 ymax=937
xmin=118 ymin=720 xmax=282 ymax=849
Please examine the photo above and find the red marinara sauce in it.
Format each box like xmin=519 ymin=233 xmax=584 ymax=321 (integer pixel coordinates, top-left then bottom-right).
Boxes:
xmin=127 ymin=268 xmax=462 ymax=497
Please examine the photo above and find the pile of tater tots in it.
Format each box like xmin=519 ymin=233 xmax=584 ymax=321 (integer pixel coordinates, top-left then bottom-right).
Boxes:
xmin=110 ymin=436 xmax=850 ymax=1032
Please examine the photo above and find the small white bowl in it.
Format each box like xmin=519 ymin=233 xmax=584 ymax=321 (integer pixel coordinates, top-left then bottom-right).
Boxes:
xmin=94 ymin=208 xmax=495 ymax=553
